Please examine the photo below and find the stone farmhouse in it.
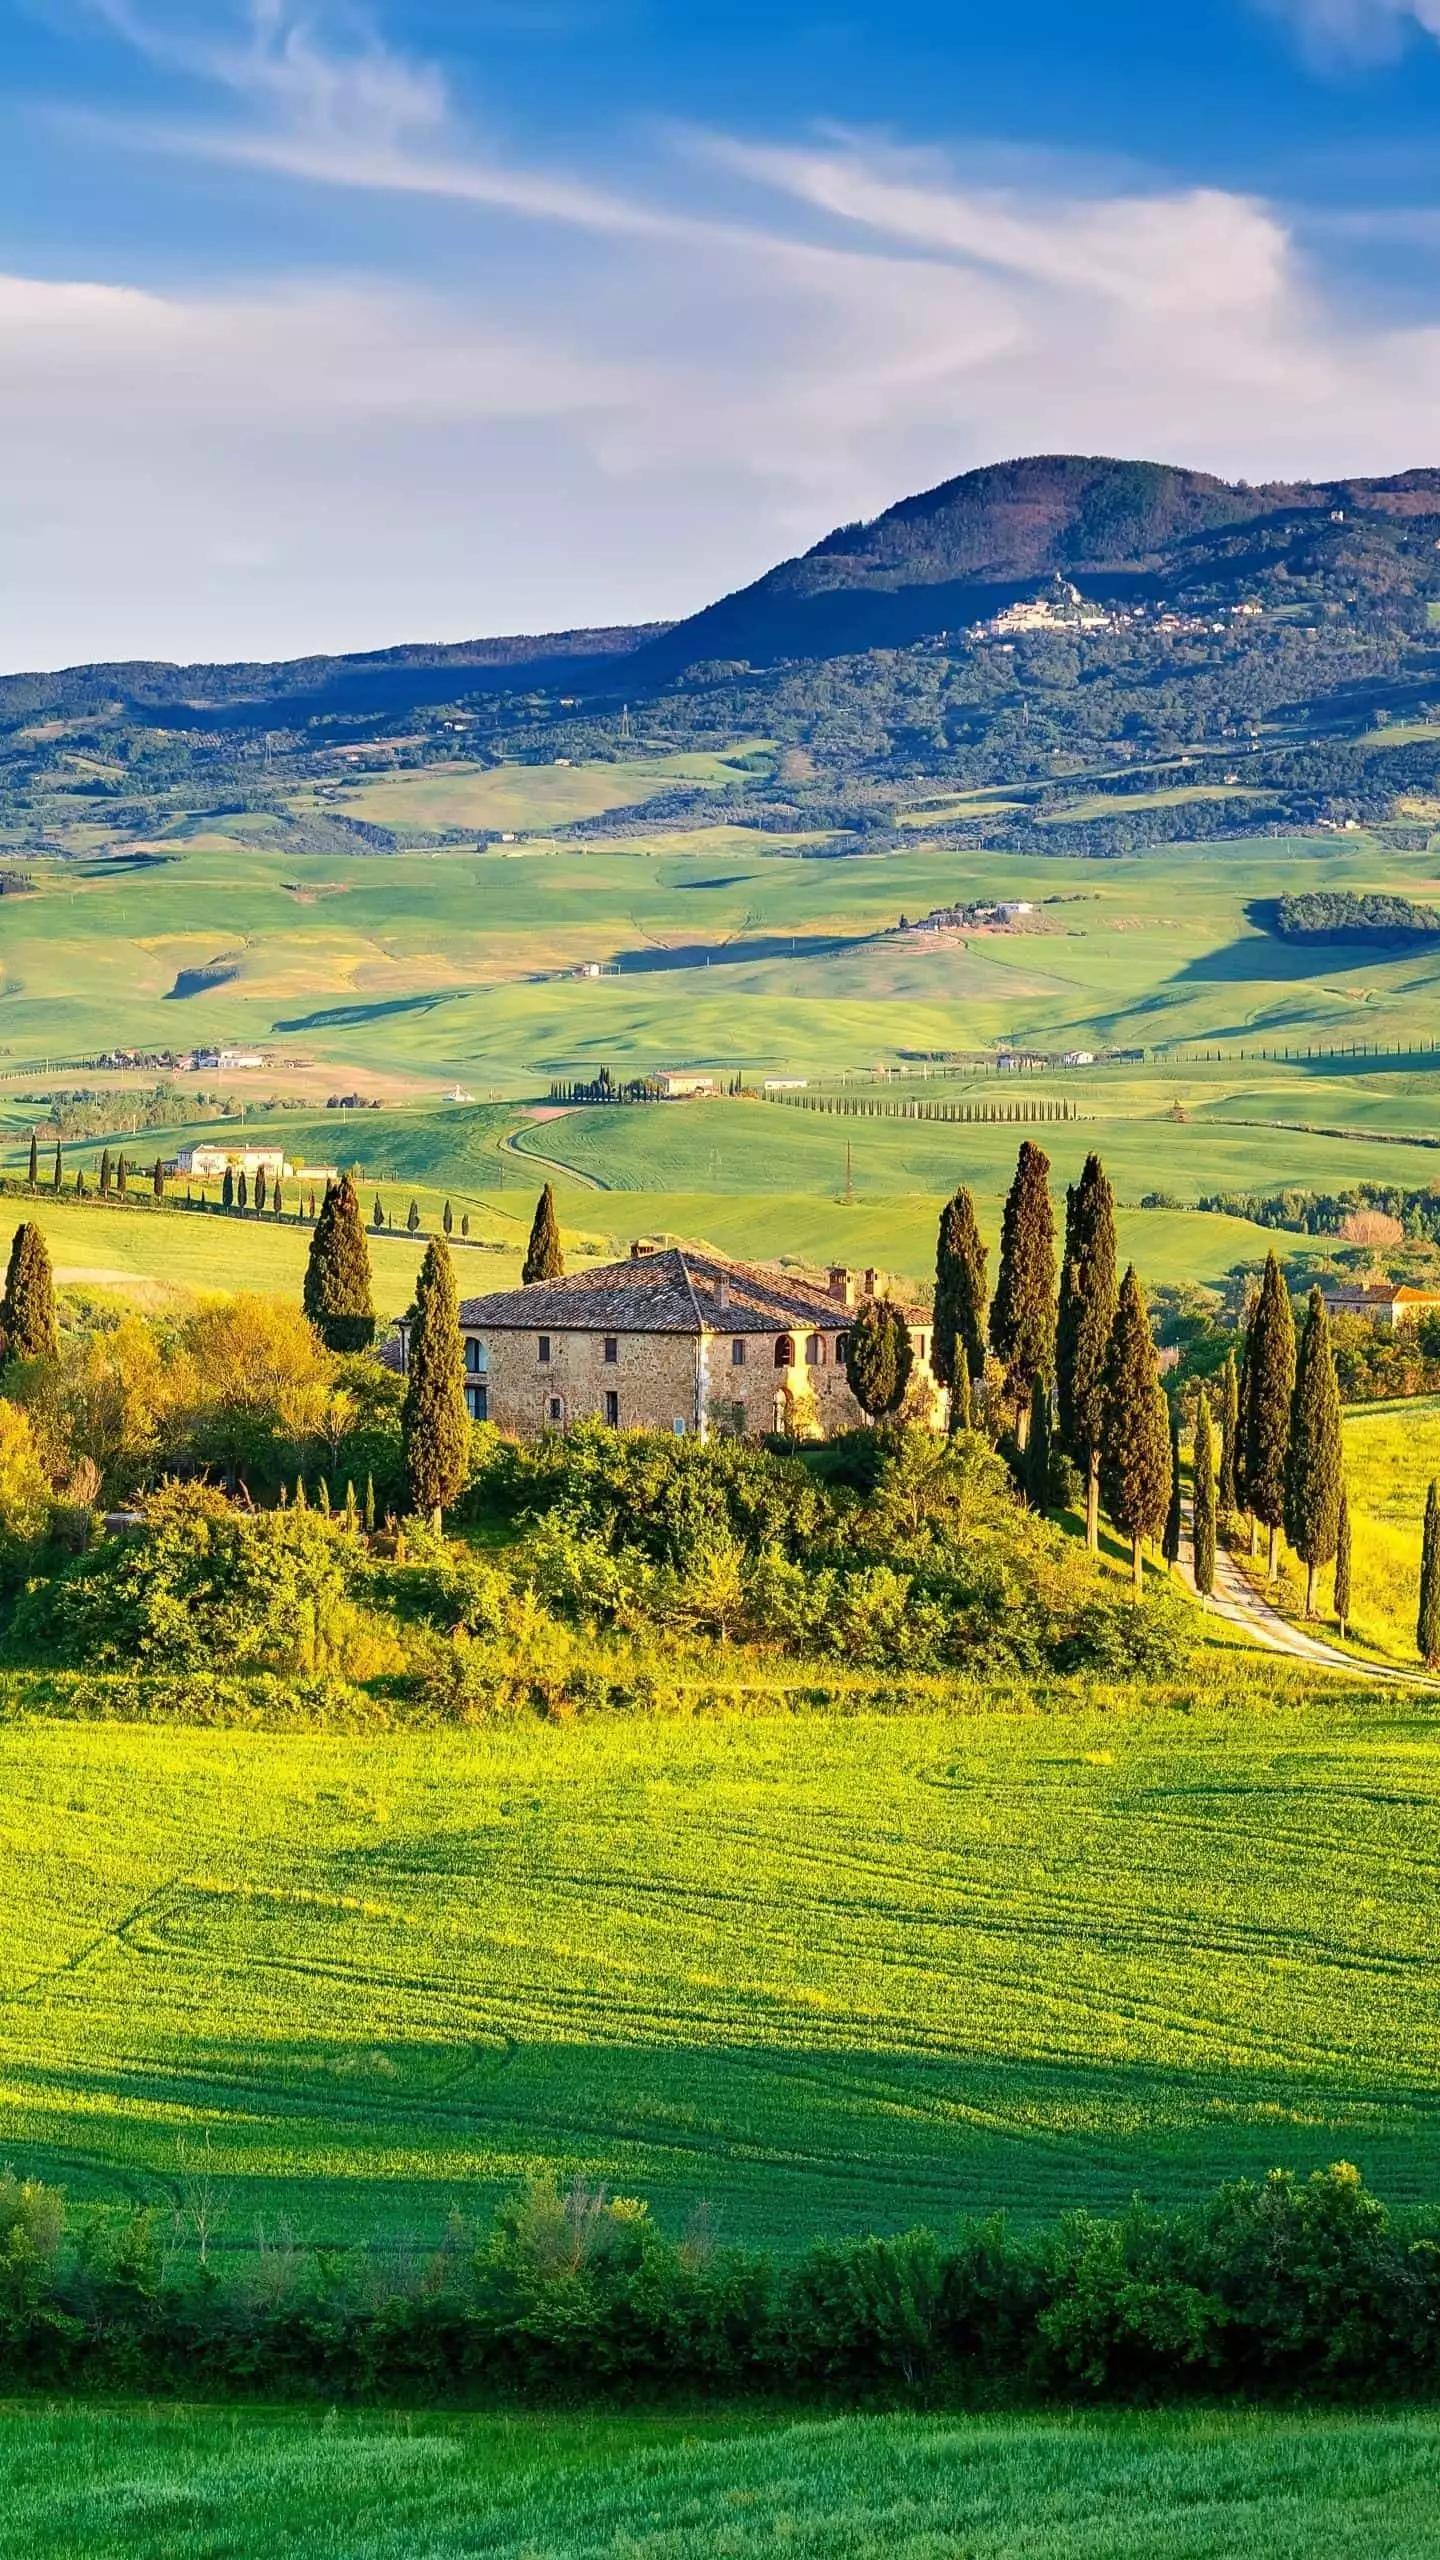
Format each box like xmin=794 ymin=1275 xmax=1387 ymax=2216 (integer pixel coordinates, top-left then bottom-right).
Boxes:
xmin=1319 ymin=1279 xmax=1440 ymax=1330
xmin=392 ymin=1243 xmax=945 ymax=1439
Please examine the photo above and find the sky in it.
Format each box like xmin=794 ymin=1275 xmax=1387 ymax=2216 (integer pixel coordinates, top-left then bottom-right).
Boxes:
xmin=9 ymin=1 xmax=1440 ymax=668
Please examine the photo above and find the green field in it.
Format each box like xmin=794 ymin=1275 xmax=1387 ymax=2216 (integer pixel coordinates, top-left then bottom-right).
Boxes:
xmin=4 ymin=2405 xmax=1437 ymax=2560
xmin=1334 ymin=1399 xmax=1440 ymax=1659
xmin=4 ymin=1698 xmax=1440 ymax=2252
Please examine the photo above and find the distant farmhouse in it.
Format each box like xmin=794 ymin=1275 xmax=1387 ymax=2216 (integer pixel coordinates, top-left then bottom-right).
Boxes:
xmin=1320 ymin=1279 xmax=1440 ymax=1330
xmin=174 ymin=1143 xmax=337 ymax=1185
xmin=653 ymin=1070 xmax=719 ymax=1099
xmin=391 ymin=1243 xmax=945 ymax=1439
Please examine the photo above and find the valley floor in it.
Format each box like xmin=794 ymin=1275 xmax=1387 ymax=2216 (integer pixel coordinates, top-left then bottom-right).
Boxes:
xmin=3 ymin=2402 xmax=1437 ymax=2560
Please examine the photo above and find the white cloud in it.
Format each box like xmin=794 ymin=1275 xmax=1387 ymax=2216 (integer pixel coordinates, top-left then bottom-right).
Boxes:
xmin=1263 ymin=0 xmax=1440 ymax=55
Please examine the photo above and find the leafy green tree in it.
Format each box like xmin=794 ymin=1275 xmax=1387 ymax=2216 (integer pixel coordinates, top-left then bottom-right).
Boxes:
xmin=523 ymin=1183 xmax=564 ymax=1285
xmin=1056 ymin=1153 xmax=1117 ymax=1549
xmin=1243 ymin=1253 xmax=1297 ymax=1578
xmin=1334 ymin=1485 xmax=1352 ymax=1638
xmin=843 ymin=1298 xmax=914 ymax=1421
xmin=1420 ymin=1480 xmax=1440 ymax=1670
xmin=989 ymin=1141 xmax=1055 ymax=1436
xmin=1101 ymin=1265 xmax=1173 ymax=1592
xmin=1023 ymin=1377 xmax=1052 ymax=1511
xmin=0 ymin=1398 xmax=51 ymax=1566
xmin=1285 ymin=1288 xmax=1345 ymax=1615
xmin=0 ymin=1222 xmax=58 ymax=1364
xmin=402 ymin=1238 xmax=471 ymax=1517
xmin=1163 ymin=1409 xmax=1183 ymax=1566
xmin=1193 ymin=1391 xmax=1217 ymax=1597
xmin=1218 ymin=1350 xmax=1240 ymax=1514
xmin=303 ymin=1173 xmax=376 ymax=1353
xmin=931 ymin=1186 xmax=988 ymax=1429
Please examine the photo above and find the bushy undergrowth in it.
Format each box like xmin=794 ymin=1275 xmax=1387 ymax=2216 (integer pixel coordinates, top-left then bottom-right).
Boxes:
xmin=1 ymin=2163 xmax=1435 ymax=2405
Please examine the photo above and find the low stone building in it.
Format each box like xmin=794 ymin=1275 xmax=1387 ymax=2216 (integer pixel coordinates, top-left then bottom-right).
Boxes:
xmin=392 ymin=1243 xmax=944 ymax=1438
xmin=1319 ymin=1279 xmax=1440 ymax=1330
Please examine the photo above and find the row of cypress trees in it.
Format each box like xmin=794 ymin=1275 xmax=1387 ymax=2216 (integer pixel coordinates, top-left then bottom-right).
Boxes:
xmin=931 ymin=1144 xmax=1172 ymax=1589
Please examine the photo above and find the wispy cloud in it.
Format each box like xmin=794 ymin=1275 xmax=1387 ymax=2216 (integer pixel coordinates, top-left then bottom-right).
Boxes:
xmin=1262 ymin=0 xmax=1440 ymax=57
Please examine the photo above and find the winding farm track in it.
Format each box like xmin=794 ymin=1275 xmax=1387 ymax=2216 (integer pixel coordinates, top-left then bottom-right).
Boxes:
xmin=1185 ymin=1506 xmax=1439 ymax=1689
xmin=497 ymin=1110 xmax=610 ymax=1191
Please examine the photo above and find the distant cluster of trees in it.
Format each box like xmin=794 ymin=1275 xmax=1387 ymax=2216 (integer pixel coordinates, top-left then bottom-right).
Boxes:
xmin=1273 ymin=890 xmax=1440 ymax=941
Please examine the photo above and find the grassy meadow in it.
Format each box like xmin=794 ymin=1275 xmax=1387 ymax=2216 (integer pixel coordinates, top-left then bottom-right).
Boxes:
xmin=4 ymin=2405 xmax=1439 ymax=2560
xmin=4 ymin=1698 xmax=1440 ymax=2253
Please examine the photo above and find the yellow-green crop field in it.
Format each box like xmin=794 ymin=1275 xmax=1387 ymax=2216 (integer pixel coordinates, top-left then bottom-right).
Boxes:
xmin=3 ymin=2404 xmax=1437 ymax=2560
xmin=1338 ymin=1399 xmax=1440 ymax=1659
xmin=3 ymin=1698 xmax=1439 ymax=2255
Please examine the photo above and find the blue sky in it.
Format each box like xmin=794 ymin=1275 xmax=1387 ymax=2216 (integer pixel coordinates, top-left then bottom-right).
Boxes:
xmin=8 ymin=0 xmax=1440 ymax=667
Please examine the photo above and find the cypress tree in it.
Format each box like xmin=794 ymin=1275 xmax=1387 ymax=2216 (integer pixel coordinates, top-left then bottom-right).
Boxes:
xmin=0 ymin=1221 xmax=58 ymax=1363
xmin=931 ymin=1185 xmax=988 ymax=1430
xmin=1163 ymin=1408 xmax=1183 ymax=1567
xmin=343 ymin=1480 xmax=358 ymax=1532
xmin=522 ymin=1183 xmax=564 ymax=1285
xmin=407 ymin=1198 xmax=420 ymax=1235
xmin=51 ymin=1142 xmax=62 ymax=1195
xmin=115 ymin=1155 xmax=127 ymax=1198
xmin=74 ymin=1167 xmax=85 ymax=1198
xmin=1334 ymin=1486 xmax=1352 ymax=1638
xmin=461 ymin=1212 xmax=470 ymax=1240
xmin=152 ymin=1159 xmax=165 ymax=1201
xmin=443 ymin=1199 xmax=453 ymax=1237
xmin=237 ymin=1170 xmax=249 ymax=1213
xmin=989 ymin=1141 xmax=1056 ymax=1437
xmin=843 ymin=1297 xmax=914 ymax=1421
xmin=403 ymin=1237 xmax=471 ymax=1517
xmin=1243 ymin=1253 xmax=1297 ymax=1578
xmin=364 ymin=1472 xmax=376 ymax=1535
xmin=1100 ymin=1265 xmax=1173 ymax=1592
xmin=1193 ymin=1392 xmax=1217 ymax=1598
xmin=273 ymin=1181 xmax=284 ymax=1218
xmin=1023 ymin=1377 xmax=1052 ymax=1511
xmin=98 ymin=1147 xmax=112 ymax=1198
xmin=316 ymin=1478 xmax=331 ymax=1517
xmin=294 ymin=1475 xmax=307 ymax=1511
xmin=26 ymin=1133 xmax=37 ymax=1189
xmin=1055 ymin=1153 xmax=1118 ymax=1551
xmin=255 ymin=1166 xmax=267 ymax=1214
xmin=303 ymin=1173 xmax=376 ymax=1352
xmin=1285 ymin=1288 xmax=1345 ymax=1615
xmin=373 ymin=1195 xmax=385 ymax=1230
xmin=222 ymin=1168 xmax=235 ymax=1212
xmin=1419 ymin=1480 xmax=1440 ymax=1670
xmin=1218 ymin=1350 xmax=1240 ymax=1515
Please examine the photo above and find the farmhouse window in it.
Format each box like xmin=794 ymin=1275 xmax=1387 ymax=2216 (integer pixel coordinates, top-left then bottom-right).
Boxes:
xmin=604 ymin=1390 xmax=620 ymax=1427
xmin=465 ymin=1383 xmax=488 ymax=1422
xmin=731 ymin=1338 xmax=746 ymax=1366
xmin=538 ymin=1335 xmax=551 ymax=1364
xmin=805 ymin=1333 xmax=824 ymax=1366
xmin=548 ymin=1395 xmax=564 ymax=1424
xmin=836 ymin=1332 xmax=850 ymax=1364
xmin=604 ymin=1335 xmax=618 ymax=1364
xmin=774 ymin=1334 xmax=795 ymax=1368
xmin=464 ymin=1337 xmax=488 ymax=1374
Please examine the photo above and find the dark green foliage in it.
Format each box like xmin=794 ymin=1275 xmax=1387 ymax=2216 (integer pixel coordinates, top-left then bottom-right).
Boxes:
xmin=98 ymin=1148 xmax=111 ymax=1198
xmin=221 ymin=1168 xmax=234 ymax=1212
xmin=1056 ymin=1154 xmax=1118 ymax=1548
xmin=26 ymin=1135 xmax=36 ymax=1189
xmin=0 ymin=1222 xmax=57 ymax=1364
xmin=236 ymin=1171 xmax=249 ymax=1213
xmin=442 ymin=1199 xmax=453 ymax=1236
xmin=1218 ymin=1351 xmax=1240 ymax=1514
xmin=115 ymin=1155 xmax=127 ymax=1198
xmin=931 ymin=1186 xmax=988 ymax=1414
xmin=522 ymin=1183 xmax=564 ymax=1285
xmin=406 ymin=1199 xmax=420 ymax=1235
xmin=50 ymin=1143 xmax=61 ymax=1195
xmin=1420 ymin=1481 xmax=1440 ymax=1670
xmin=1023 ymin=1378 xmax=1051 ymax=1512
xmin=254 ymin=1166 xmax=267 ymax=1214
xmin=1193 ymin=1393 xmax=1217 ymax=1597
xmin=373 ymin=1194 xmax=384 ymax=1230
xmin=1334 ymin=1485 xmax=1352 ymax=1635
xmin=461 ymin=1212 xmax=471 ymax=1239
xmin=1163 ymin=1410 xmax=1183 ymax=1566
xmin=364 ymin=1473 xmax=376 ymax=1535
xmin=152 ymin=1159 xmax=164 ymax=1201
xmin=0 ymin=2160 xmax=1432 ymax=2403
xmin=402 ymin=1238 xmax=470 ymax=1517
xmin=1100 ymin=1266 xmax=1172 ymax=1589
xmin=989 ymin=1142 xmax=1056 ymax=1424
xmin=1275 ymin=890 xmax=1440 ymax=942
xmin=1243 ymin=1254 xmax=1297 ymax=1569
xmin=1285 ymin=1290 xmax=1345 ymax=1612
xmin=303 ymin=1174 xmax=377 ymax=1353
xmin=843 ymin=1298 xmax=914 ymax=1420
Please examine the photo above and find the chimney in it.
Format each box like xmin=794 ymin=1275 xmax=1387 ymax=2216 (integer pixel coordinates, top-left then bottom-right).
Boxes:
xmin=828 ymin=1265 xmax=856 ymax=1308
xmin=716 ymin=1275 xmax=730 ymax=1311
xmin=862 ymin=1267 xmax=881 ymax=1299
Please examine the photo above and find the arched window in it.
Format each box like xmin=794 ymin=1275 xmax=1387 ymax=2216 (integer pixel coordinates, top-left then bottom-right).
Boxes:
xmin=805 ymin=1332 xmax=824 ymax=1366
xmin=774 ymin=1334 xmax=796 ymax=1368
xmin=836 ymin=1331 xmax=851 ymax=1366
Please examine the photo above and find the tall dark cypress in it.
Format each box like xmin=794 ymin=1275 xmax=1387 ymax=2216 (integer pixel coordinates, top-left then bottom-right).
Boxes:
xmin=1285 ymin=1287 xmax=1345 ymax=1615
xmin=222 ymin=1168 xmax=235 ymax=1212
xmin=1333 ymin=1486 xmax=1352 ymax=1638
xmin=989 ymin=1141 xmax=1056 ymax=1438
xmin=1163 ymin=1408 xmax=1183 ymax=1566
xmin=153 ymin=1159 xmax=165 ymax=1201
xmin=1055 ymin=1153 xmax=1117 ymax=1550
xmin=1244 ymin=1253 xmax=1297 ymax=1578
xmin=522 ymin=1183 xmax=564 ymax=1285
xmin=931 ymin=1185 xmax=989 ymax=1430
xmin=98 ymin=1148 xmax=112 ymax=1198
xmin=1100 ymin=1264 xmax=1173 ymax=1592
xmin=402 ymin=1237 xmax=471 ymax=1517
xmin=26 ymin=1133 xmax=37 ymax=1189
xmin=1193 ymin=1391 xmax=1217 ymax=1598
xmin=443 ymin=1199 xmax=454 ymax=1237
xmin=1419 ymin=1480 xmax=1440 ymax=1671
xmin=115 ymin=1155 xmax=127 ymax=1199
xmin=1218 ymin=1350 xmax=1240 ymax=1516
xmin=0 ymin=1221 xmax=58 ymax=1363
xmin=51 ymin=1141 xmax=62 ymax=1195
xmin=303 ymin=1173 xmax=377 ymax=1353
xmin=1023 ymin=1377 xmax=1052 ymax=1511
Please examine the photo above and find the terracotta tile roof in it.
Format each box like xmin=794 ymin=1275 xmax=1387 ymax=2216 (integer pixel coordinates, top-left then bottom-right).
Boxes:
xmin=452 ymin=1247 xmax=921 ymax=1337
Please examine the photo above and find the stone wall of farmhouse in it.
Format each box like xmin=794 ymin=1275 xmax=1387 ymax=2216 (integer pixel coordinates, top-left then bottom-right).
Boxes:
xmin=463 ymin=1319 xmax=947 ymax=1438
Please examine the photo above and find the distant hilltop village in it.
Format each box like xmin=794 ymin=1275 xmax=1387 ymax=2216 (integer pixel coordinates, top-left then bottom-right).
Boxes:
xmin=969 ymin=576 xmax=1268 ymax=645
